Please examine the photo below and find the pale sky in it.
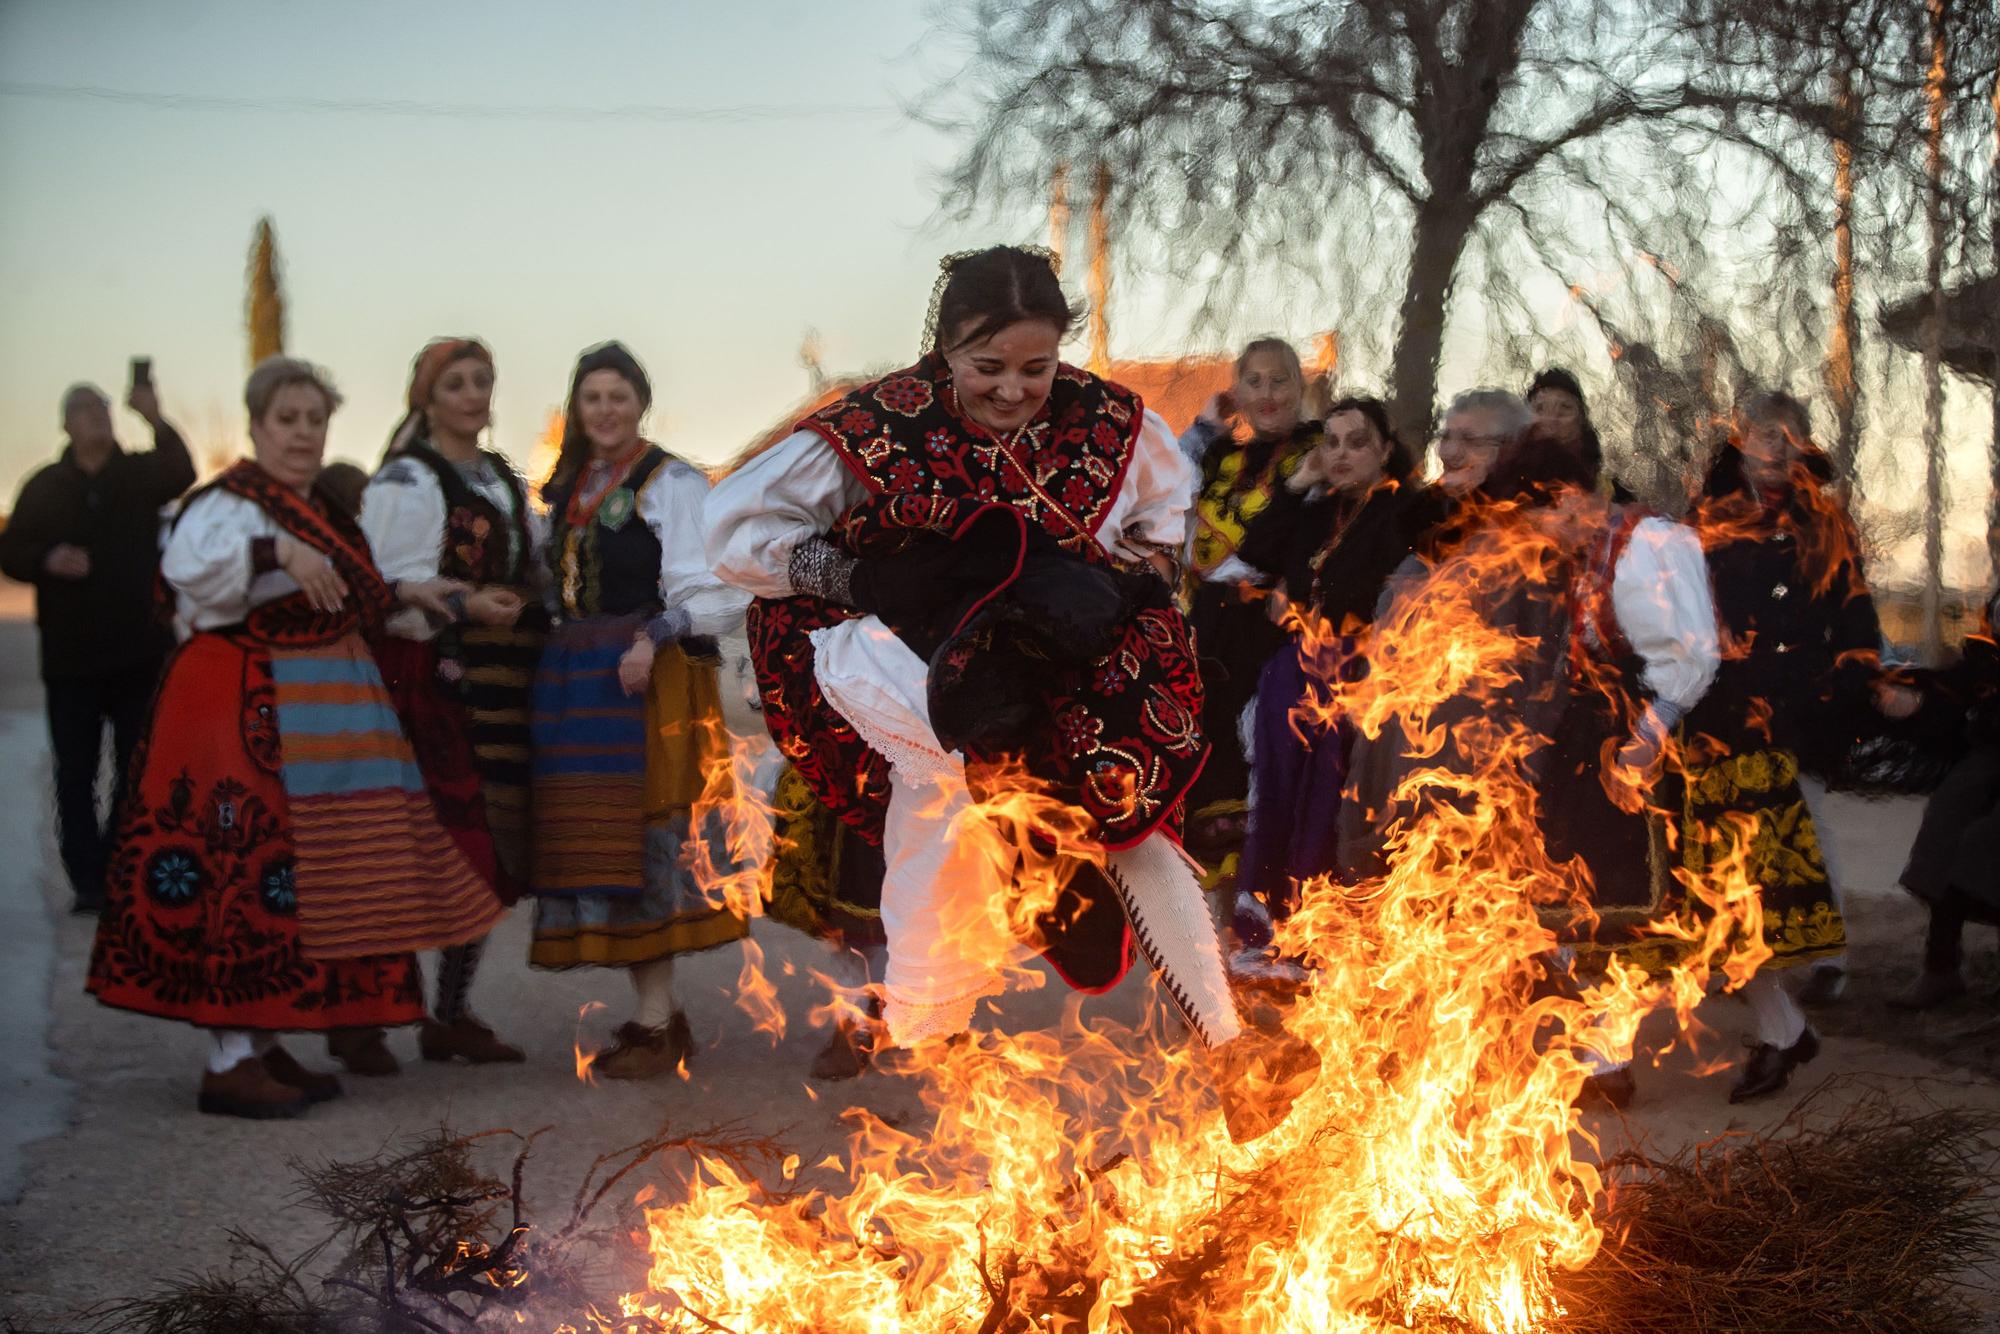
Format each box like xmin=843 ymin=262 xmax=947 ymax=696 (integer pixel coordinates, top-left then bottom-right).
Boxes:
xmin=2 ymin=0 xmax=1992 ymax=594
xmin=0 ymin=0 xmax=1077 ymax=492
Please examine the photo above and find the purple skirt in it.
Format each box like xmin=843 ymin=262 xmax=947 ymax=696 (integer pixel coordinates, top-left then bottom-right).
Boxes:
xmin=1240 ymin=639 xmax=1355 ymax=917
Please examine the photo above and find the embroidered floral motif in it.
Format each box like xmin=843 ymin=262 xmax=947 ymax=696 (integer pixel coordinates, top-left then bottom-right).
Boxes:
xmin=144 ymin=846 xmax=203 ymax=906
xmin=1680 ymin=744 xmax=1843 ymax=965
xmin=259 ymin=856 xmax=297 ymax=915
xmin=449 ymin=507 xmax=493 ymax=577
xmin=240 ymin=669 xmax=281 ymax=774
xmin=596 ymin=488 xmax=636 ymax=531
xmin=874 ymin=375 xmax=935 ymax=417
xmin=1056 ymin=705 xmax=1104 ymax=758
xmin=758 ymin=359 xmax=1206 ymax=853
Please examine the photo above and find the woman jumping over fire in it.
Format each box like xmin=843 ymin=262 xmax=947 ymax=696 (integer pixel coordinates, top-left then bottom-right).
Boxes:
xmin=706 ymin=245 xmax=1318 ymax=1142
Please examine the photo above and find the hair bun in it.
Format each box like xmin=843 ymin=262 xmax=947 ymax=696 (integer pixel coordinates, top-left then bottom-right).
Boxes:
xmin=922 ymin=245 xmax=1076 ymax=357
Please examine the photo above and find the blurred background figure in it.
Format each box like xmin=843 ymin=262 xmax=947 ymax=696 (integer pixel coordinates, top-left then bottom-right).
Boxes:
xmin=0 ymin=372 xmax=193 ymax=914
xmin=1177 ymin=337 xmax=1322 ymax=883
xmin=529 ymin=341 xmax=751 ymax=1080
xmin=360 ymin=337 xmax=546 ymax=1068
xmin=1525 ymin=367 xmax=1618 ymax=497
xmin=1678 ymin=390 xmax=1900 ymax=1100
xmin=1228 ymin=396 xmax=1434 ymax=983
xmin=1889 ymin=584 xmax=2000 ymax=1009
xmin=315 ymin=460 xmax=370 ymax=519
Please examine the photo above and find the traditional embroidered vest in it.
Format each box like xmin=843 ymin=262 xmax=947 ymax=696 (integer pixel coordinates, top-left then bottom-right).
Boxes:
xmin=396 ymin=443 xmax=532 ymax=587
xmin=796 ymin=356 xmax=1143 ymax=559
xmin=747 ymin=358 xmax=1206 ymax=864
xmin=167 ymin=461 xmax=396 ymax=647
xmin=543 ymin=446 xmax=671 ymax=620
xmin=1191 ymin=420 xmax=1321 ymax=576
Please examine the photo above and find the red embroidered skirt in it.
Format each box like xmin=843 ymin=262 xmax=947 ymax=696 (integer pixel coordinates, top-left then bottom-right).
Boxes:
xmin=86 ymin=633 xmax=424 ymax=1031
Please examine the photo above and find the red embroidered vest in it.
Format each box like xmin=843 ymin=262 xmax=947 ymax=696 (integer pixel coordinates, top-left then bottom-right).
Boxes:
xmin=797 ymin=356 xmax=1143 ymax=559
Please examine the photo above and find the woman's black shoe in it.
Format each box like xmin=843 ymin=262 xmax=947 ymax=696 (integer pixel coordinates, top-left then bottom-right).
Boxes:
xmin=1728 ymin=1027 xmax=1820 ymax=1104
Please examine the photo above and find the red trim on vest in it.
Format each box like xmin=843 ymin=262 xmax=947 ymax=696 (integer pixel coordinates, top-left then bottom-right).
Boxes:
xmin=1571 ymin=506 xmax=1652 ymax=667
xmin=795 ymin=357 xmax=1145 ymax=557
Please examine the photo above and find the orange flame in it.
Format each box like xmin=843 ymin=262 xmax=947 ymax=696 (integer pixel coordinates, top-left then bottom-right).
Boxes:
xmin=573 ymin=1000 xmax=606 ymax=1084
xmin=612 ymin=495 xmax=1776 ymax=1331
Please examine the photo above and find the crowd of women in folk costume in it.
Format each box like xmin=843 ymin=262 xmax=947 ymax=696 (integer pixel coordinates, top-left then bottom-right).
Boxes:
xmin=79 ymin=243 xmax=1998 ymax=1139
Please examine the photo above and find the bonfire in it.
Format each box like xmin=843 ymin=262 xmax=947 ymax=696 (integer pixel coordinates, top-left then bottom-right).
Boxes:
xmin=70 ymin=500 xmax=2000 ymax=1334
xmin=595 ymin=497 xmax=1862 ymax=1331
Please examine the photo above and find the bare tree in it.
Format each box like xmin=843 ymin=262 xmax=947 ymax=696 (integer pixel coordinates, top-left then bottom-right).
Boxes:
xmin=1922 ymin=0 xmax=1952 ymax=660
xmin=1680 ymin=0 xmax=1994 ymax=647
xmin=936 ymin=0 xmax=1996 ymax=455
xmin=1988 ymin=0 xmax=1999 ymax=576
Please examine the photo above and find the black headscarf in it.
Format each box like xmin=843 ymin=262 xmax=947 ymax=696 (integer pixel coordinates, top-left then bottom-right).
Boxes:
xmin=1527 ymin=367 xmax=1606 ymax=488
xmin=545 ymin=341 xmax=652 ymax=493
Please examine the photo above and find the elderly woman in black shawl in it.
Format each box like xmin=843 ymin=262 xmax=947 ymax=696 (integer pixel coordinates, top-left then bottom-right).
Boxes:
xmin=1339 ymin=390 xmax=1721 ymax=1109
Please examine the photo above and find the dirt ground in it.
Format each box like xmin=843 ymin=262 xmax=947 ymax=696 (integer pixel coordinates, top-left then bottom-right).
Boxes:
xmin=3 ymin=617 xmax=1999 ymax=1328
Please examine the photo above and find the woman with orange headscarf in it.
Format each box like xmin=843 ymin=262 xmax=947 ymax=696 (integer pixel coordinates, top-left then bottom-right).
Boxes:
xmin=356 ymin=338 xmax=545 ymax=1069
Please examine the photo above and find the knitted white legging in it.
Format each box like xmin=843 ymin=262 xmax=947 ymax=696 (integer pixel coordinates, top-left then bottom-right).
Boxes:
xmin=812 ymin=619 xmax=1241 ymax=1049
xmin=1102 ymin=834 xmax=1244 ymax=1048
xmin=1737 ymin=971 xmax=1808 ymax=1049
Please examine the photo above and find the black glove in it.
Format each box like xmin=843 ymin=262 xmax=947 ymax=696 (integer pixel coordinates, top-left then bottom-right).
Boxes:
xmin=852 ymin=512 xmax=1026 ymax=628
xmin=847 ymin=533 xmax=960 ymax=624
xmin=1003 ymin=545 xmax=1127 ymax=666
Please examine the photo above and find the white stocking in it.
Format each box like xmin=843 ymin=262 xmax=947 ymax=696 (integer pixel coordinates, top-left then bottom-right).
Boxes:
xmin=631 ymin=957 xmax=680 ymax=1029
xmin=1104 ymin=834 xmax=1243 ymax=1048
xmin=1738 ymin=971 xmax=1807 ymax=1049
xmin=208 ymin=1029 xmax=255 ymax=1074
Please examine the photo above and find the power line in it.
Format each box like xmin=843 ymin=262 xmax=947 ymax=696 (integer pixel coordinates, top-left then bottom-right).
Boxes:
xmin=0 ymin=79 xmax=900 ymax=124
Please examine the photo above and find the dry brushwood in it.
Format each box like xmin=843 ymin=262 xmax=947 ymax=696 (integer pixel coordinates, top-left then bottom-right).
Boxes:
xmin=55 ymin=1235 xmax=332 ymax=1334
xmin=62 ymin=1121 xmax=788 ymax=1334
xmin=45 ymin=1085 xmax=1999 ymax=1332
xmin=1556 ymin=1080 xmax=2000 ymax=1333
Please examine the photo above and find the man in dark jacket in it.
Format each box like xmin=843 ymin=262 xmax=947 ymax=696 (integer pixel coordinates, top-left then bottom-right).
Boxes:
xmin=0 ymin=379 xmax=194 ymax=912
